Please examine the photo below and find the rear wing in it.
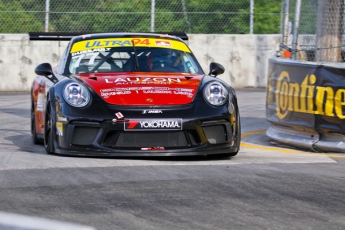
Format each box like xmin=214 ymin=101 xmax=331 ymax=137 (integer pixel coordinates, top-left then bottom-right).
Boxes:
xmin=29 ymin=32 xmax=188 ymax=44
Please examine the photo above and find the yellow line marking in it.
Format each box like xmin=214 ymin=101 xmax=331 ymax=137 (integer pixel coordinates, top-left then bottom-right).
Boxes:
xmin=241 ymin=129 xmax=266 ymax=138
xmin=240 ymin=129 xmax=345 ymax=158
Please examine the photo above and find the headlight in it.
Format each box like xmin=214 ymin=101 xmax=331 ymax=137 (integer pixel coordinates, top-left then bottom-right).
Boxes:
xmin=203 ymin=81 xmax=228 ymax=106
xmin=63 ymin=82 xmax=90 ymax=107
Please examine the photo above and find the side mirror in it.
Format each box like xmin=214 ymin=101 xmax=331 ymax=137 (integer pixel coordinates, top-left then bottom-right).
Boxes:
xmin=208 ymin=62 xmax=225 ymax=77
xmin=35 ymin=63 xmax=59 ymax=83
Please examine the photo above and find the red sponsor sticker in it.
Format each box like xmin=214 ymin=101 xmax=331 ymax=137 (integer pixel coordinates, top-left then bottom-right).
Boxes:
xmin=155 ymin=40 xmax=172 ymax=47
xmin=115 ymin=112 xmax=124 ymax=119
xmin=141 ymin=147 xmax=165 ymax=151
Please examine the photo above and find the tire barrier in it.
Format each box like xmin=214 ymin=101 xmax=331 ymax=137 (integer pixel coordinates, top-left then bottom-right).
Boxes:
xmin=266 ymin=57 xmax=345 ymax=153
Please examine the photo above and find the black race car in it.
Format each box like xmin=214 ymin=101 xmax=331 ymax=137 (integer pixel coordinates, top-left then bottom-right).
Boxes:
xmin=31 ymin=32 xmax=241 ymax=157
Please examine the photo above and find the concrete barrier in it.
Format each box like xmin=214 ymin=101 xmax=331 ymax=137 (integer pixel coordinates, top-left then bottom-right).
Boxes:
xmin=0 ymin=34 xmax=280 ymax=92
xmin=266 ymin=57 xmax=345 ymax=153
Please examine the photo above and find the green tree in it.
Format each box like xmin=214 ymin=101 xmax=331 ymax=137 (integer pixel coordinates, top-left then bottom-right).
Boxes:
xmin=0 ymin=0 xmax=283 ymax=34
xmin=0 ymin=0 xmax=43 ymax=32
xmin=254 ymin=0 xmax=281 ymax=34
xmin=186 ymin=0 xmax=250 ymax=33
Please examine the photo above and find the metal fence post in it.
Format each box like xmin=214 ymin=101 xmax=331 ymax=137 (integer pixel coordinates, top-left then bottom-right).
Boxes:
xmin=151 ymin=0 xmax=155 ymax=32
xmin=283 ymin=0 xmax=290 ymax=45
xmin=45 ymin=0 xmax=50 ymax=32
xmin=315 ymin=0 xmax=344 ymax=62
xmin=181 ymin=0 xmax=191 ymax=33
xmin=250 ymin=0 xmax=254 ymax=34
xmin=291 ymin=0 xmax=301 ymax=60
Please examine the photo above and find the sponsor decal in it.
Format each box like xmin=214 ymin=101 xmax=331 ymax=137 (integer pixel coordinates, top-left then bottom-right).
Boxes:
xmin=70 ymin=38 xmax=191 ymax=53
xmin=155 ymin=40 xmax=172 ymax=47
xmin=101 ymin=91 xmax=131 ymax=97
xmin=141 ymin=110 xmax=163 ymax=114
xmin=56 ymin=122 xmax=63 ymax=136
xmin=85 ymin=38 xmax=150 ymax=48
xmin=56 ymin=116 xmax=67 ymax=122
xmin=125 ymin=119 xmax=182 ymax=131
xmin=173 ymin=90 xmax=194 ymax=98
xmin=143 ymin=90 xmax=171 ymax=94
xmin=71 ymin=48 xmax=110 ymax=56
xmin=36 ymin=93 xmax=46 ymax=111
xmin=99 ymin=86 xmax=194 ymax=98
xmin=115 ymin=112 xmax=124 ymax=119
xmin=141 ymin=147 xmax=165 ymax=150
xmin=104 ymin=77 xmax=181 ymax=84
xmin=275 ymin=71 xmax=345 ymax=119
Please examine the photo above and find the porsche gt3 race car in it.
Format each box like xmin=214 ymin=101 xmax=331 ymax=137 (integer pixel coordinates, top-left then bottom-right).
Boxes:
xmin=31 ymin=32 xmax=241 ymax=157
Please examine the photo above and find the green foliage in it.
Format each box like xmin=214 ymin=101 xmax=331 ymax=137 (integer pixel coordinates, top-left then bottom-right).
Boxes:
xmin=253 ymin=0 xmax=281 ymax=34
xmin=0 ymin=0 xmax=283 ymax=34
xmin=0 ymin=1 xmax=43 ymax=32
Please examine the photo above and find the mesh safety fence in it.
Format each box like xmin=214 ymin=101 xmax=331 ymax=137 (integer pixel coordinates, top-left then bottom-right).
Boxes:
xmin=281 ymin=0 xmax=345 ymax=62
xmin=0 ymin=0 xmax=282 ymax=34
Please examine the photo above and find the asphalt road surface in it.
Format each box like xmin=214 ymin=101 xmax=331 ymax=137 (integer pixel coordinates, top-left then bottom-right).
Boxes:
xmin=0 ymin=89 xmax=344 ymax=230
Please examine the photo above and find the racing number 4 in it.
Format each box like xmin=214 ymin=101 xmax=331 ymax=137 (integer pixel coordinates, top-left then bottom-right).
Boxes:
xmin=131 ymin=39 xmax=150 ymax=45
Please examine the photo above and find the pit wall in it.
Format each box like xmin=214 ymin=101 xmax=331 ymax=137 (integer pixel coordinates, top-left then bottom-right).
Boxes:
xmin=0 ymin=34 xmax=280 ymax=91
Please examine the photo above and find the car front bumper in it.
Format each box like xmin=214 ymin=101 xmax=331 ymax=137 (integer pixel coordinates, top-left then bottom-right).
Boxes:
xmin=51 ymin=97 xmax=240 ymax=157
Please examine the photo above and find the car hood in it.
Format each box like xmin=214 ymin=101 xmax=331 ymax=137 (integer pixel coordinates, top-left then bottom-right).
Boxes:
xmin=76 ymin=72 xmax=204 ymax=106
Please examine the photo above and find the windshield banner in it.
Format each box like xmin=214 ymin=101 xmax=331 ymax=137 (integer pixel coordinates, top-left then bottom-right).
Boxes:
xmin=70 ymin=38 xmax=191 ymax=53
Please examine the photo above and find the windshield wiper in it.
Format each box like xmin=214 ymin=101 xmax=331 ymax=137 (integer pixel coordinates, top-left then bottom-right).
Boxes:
xmin=131 ymin=40 xmax=140 ymax=71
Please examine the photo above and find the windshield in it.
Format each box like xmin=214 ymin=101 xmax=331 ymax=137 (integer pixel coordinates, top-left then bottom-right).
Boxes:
xmin=67 ymin=38 xmax=204 ymax=75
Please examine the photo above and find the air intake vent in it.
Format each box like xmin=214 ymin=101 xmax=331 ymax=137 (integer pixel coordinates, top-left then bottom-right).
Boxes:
xmin=71 ymin=127 xmax=99 ymax=145
xmin=203 ymin=125 xmax=226 ymax=144
xmin=113 ymin=131 xmax=188 ymax=147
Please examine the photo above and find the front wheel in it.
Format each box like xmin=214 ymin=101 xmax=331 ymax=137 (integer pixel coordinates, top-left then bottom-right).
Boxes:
xmin=208 ymin=112 xmax=241 ymax=158
xmin=44 ymin=101 xmax=54 ymax=154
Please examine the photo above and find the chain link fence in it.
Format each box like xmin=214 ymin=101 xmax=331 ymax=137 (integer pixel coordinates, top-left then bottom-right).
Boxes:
xmin=0 ymin=0 xmax=281 ymax=34
xmin=280 ymin=0 xmax=345 ymax=62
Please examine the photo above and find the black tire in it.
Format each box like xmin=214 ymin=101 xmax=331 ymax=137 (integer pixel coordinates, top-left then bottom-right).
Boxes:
xmin=233 ymin=113 xmax=242 ymax=156
xmin=44 ymin=101 xmax=54 ymax=154
xmin=31 ymin=100 xmax=42 ymax=145
xmin=229 ymin=112 xmax=242 ymax=157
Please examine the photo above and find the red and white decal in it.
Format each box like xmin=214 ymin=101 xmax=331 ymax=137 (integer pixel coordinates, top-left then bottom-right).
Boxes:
xmin=105 ymin=77 xmax=181 ymax=84
xmin=36 ymin=93 xmax=46 ymax=111
xmin=141 ymin=110 xmax=163 ymax=114
xmin=100 ymin=87 xmax=194 ymax=98
xmin=115 ymin=112 xmax=124 ymax=119
xmin=155 ymin=41 xmax=172 ymax=47
xmin=141 ymin=147 xmax=165 ymax=150
xmin=125 ymin=119 xmax=182 ymax=131
xmin=80 ymin=73 xmax=203 ymax=105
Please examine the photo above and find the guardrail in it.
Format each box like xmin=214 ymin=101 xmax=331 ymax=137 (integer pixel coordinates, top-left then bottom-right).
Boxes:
xmin=266 ymin=56 xmax=345 ymax=152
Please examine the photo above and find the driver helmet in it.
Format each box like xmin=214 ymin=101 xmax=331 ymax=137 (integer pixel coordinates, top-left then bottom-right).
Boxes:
xmin=148 ymin=48 xmax=174 ymax=70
